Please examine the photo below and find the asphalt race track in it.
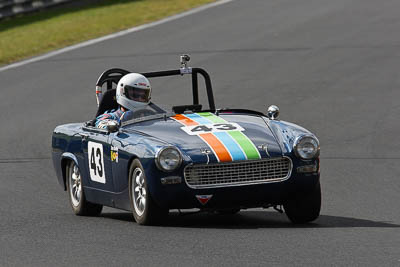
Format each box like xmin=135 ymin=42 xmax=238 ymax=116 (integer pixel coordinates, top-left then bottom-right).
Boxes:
xmin=1 ymin=0 xmax=400 ymax=265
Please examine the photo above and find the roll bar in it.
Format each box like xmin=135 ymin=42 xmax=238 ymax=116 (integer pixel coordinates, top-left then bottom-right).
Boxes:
xmin=95 ymin=55 xmax=216 ymax=111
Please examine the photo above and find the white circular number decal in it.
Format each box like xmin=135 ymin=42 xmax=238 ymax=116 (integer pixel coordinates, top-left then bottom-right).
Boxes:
xmin=181 ymin=122 xmax=244 ymax=135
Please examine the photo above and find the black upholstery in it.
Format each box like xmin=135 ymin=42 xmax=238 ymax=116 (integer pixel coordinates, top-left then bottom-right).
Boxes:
xmin=95 ymin=89 xmax=118 ymax=117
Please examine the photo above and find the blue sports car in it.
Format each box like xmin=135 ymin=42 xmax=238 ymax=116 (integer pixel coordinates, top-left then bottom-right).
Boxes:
xmin=52 ymin=56 xmax=321 ymax=225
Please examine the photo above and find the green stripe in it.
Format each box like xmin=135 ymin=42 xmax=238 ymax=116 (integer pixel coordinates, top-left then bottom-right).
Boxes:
xmin=196 ymin=112 xmax=226 ymax=123
xmin=197 ymin=112 xmax=261 ymax=159
xmin=228 ymin=131 xmax=260 ymax=159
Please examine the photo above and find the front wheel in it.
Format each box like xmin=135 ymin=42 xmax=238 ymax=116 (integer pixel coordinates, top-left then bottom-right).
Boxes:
xmin=129 ymin=159 xmax=168 ymax=225
xmin=283 ymin=181 xmax=321 ymax=224
xmin=66 ymin=160 xmax=103 ymax=216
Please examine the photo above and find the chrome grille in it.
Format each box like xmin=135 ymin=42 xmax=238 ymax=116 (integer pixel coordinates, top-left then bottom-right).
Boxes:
xmin=184 ymin=157 xmax=292 ymax=189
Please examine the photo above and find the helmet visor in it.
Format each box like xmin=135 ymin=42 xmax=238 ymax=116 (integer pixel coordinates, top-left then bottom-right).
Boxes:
xmin=124 ymin=85 xmax=150 ymax=103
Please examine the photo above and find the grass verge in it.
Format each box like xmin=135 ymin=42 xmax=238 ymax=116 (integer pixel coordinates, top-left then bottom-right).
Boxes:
xmin=0 ymin=0 xmax=216 ymax=66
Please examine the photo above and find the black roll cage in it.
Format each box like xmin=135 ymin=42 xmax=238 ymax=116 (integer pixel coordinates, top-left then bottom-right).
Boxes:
xmin=95 ymin=67 xmax=216 ymax=111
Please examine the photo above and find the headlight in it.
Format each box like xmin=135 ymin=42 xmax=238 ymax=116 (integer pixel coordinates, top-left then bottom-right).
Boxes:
xmin=155 ymin=146 xmax=182 ymax=172
xmin=294 ymin=135 xmax=320 ymax=160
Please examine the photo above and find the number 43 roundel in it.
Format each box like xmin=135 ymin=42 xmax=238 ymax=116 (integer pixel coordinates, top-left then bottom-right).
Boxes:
xmin=88 ymin=141 xmax=106 ymax=184
xmin=181 ymin=122 xmax=244 ymax=135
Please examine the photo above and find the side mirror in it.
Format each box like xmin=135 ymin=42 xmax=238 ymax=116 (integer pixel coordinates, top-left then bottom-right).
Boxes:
xmin=107 ymin=120 xmax=120 ymax=133
xmin=267 ymin=105 xmax=279 ymax=120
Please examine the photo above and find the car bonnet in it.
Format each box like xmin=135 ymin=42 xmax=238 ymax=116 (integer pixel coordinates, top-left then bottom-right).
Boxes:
xmin=124 ymin=112 xmax=282 ymax=163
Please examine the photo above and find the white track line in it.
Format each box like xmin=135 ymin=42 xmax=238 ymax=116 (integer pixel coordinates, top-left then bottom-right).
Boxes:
xmin=0 ymin=0 xmax=234 ymax=73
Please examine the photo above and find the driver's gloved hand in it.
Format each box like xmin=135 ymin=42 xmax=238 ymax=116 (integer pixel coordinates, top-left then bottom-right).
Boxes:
xmin=96 ymin=119 xmax=117 ymax=129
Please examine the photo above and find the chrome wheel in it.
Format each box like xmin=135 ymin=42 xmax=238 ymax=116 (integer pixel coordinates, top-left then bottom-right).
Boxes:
xmin=69 ymin=162 xmax=82 ymax=207
xmin=129 ymin=159 xmax=168 ymax=225
xmin=132 ymin=168 xmax=146 ymax=216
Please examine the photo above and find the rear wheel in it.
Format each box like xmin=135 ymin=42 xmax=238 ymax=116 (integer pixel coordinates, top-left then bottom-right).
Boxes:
xmin=284 ymin=181 xmax=321 ymax=224
xmin=129 ymin=159 xmax=168 ymax=225
xmin=66 ymin=160 xmax=103 ymax=216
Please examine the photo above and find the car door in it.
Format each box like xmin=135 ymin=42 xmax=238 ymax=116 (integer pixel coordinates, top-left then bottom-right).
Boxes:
xmin=80 ymin=126 xmax=115 ymax=192
xmin=108 ymin=130 xmax=135 ymax=193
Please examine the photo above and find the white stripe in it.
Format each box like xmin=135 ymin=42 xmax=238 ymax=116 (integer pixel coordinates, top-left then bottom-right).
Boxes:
xmin=0 ymin=0 xmax=234 ymax=73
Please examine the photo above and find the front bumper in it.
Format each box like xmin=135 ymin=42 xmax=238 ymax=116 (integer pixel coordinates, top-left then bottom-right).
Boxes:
xmin=147 ymin=158 xmax=320 ymax=210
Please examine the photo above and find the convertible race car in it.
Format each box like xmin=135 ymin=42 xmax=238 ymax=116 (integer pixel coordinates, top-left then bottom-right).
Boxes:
xmin=52 ymin=55 xmax=321 ymax=225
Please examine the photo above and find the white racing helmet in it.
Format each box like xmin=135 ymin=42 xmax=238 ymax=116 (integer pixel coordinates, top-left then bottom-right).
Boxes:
xmin=116 ymin=73 xmax=151 ymax=110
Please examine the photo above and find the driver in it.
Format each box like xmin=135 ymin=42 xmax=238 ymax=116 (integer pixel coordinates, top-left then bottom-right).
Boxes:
xmin=95 ymin=73 xmax=151 ymax=128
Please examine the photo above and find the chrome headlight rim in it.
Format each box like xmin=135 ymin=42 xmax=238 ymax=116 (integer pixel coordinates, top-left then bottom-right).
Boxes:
xmin=155 ymin=146 xmax=183 ymax=172
xmin=293 ymin=134 xmax=320 ymax=160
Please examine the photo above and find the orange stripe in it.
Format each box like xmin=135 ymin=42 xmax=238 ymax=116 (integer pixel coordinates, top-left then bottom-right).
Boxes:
xmin=172 ymin=114 xmax=198 ymax=126
xmin=199 ymin=133 xmax=232 ymax=162
xmin=172 ymin=114 xmax=232 ymax=162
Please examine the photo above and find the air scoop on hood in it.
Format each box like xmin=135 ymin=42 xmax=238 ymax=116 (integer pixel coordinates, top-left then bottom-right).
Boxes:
xmin=125 ymin=112 xmax=282 ymax=163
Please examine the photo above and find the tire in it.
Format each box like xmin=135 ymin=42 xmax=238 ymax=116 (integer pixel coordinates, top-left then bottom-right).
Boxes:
xmin=129 ymin=159 xmax=168 ymax=225
xmin=283 ymin=181 xmax=321 ymax=224
xmin=66 ymin=160 xmax=103 ymax=216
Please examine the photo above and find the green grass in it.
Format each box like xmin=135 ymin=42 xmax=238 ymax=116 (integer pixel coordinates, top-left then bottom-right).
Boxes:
xmin=0 ymin=0 xmax=216 ymax=66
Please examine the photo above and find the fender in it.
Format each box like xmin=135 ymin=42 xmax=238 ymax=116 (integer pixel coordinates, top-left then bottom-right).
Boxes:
xmin=59 ymin=152 xmax=80 ymax=191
